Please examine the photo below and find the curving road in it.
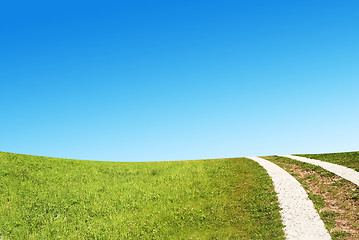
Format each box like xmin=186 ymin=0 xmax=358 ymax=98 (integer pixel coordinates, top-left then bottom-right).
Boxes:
xmin=248 ymin=156 xmax=331 ymax=240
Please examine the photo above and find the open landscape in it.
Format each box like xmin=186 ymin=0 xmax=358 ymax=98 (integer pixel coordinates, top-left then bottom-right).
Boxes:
xmin=2 ymin=1 xmax=358 ymax=239
xmin=1 ymin=151 xmax=359 ymax=239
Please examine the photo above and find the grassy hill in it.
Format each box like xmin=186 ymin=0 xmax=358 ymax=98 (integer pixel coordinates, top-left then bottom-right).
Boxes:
xmin=0 ymin=152 xmax=284 ymax=239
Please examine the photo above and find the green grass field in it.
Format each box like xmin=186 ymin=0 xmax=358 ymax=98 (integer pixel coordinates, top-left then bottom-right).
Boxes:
xmin=298 ymin=151 xmax=359 ymax=172
xmin=0 ymin=152 xmax=284 ymax=239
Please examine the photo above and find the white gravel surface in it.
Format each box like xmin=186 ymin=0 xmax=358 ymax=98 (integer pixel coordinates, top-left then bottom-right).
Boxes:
xmin=281 ymin=155 xmax=359 ymax=186
xmin=248 ymin=157 xmax=331 ymax=240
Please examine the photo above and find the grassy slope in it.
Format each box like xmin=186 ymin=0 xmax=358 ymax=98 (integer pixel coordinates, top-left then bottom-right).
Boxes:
xmin=0 ymin=152 xmax=284 ymax=239
xmin=298 ymin=151 xmax=359 ymax=171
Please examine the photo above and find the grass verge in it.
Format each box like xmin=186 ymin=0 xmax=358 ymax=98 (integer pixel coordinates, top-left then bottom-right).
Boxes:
xmin=0 ymin=151 xmax=284 ymax=239
xmin=263 ymin=155 xmax=359 ymax=240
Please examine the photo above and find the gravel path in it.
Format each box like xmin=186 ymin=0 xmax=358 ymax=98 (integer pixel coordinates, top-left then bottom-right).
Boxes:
xmin=280 ymin=155 xmax=359 ymax=186
xmin=248 ymin=157 xmax=331 ymax=240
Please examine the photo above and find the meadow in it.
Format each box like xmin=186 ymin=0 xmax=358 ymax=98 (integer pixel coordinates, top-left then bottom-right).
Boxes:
xmin=0 ymin=152 xmax=284 ymax=239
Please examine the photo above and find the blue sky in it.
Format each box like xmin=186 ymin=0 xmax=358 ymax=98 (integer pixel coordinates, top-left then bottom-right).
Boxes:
xmin=1 ymin=1 xmax=359 ymax=162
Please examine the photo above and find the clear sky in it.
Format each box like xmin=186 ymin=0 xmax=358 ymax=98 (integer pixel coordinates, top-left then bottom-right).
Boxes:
xmin=1 ymin=1 xmax=358 ymax=162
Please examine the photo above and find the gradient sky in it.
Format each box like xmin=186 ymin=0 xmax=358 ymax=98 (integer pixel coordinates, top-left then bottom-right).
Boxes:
xmin=1 ymin=1 xmax=359 ymax=162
